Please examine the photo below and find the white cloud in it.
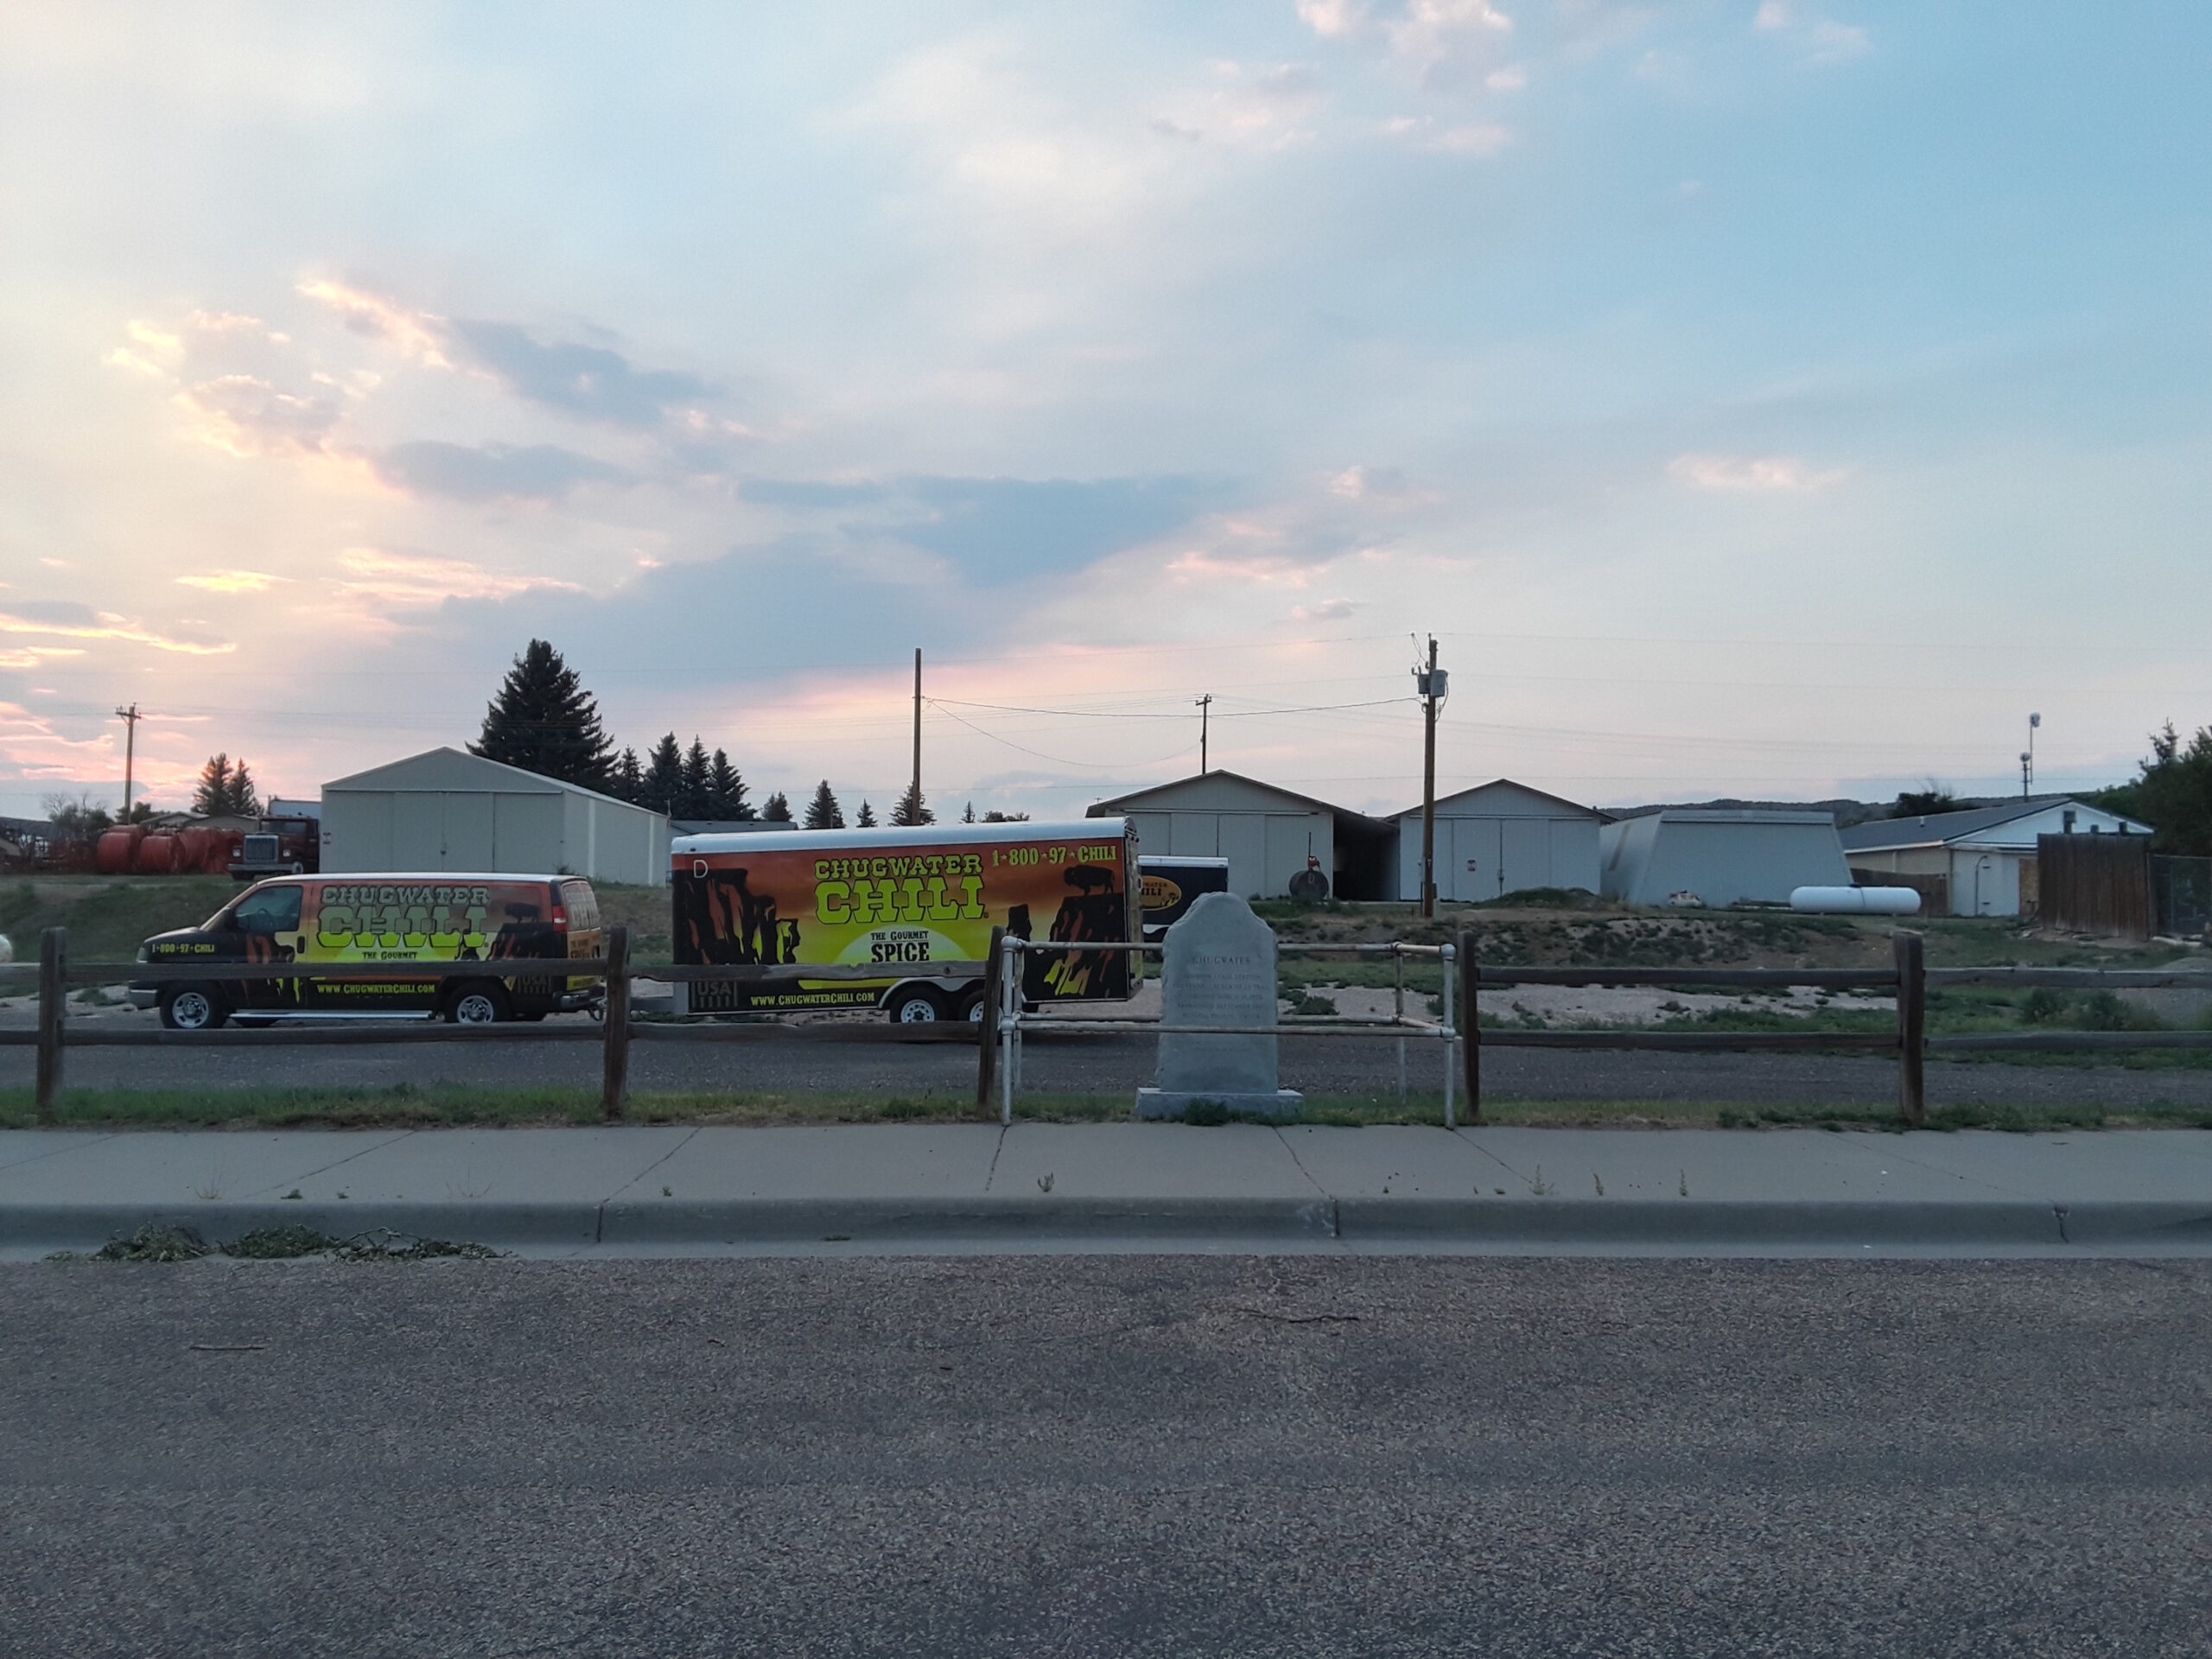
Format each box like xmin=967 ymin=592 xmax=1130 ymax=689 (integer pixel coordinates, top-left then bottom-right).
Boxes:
xmin=296 ymin=278 xmax=452 ymax=366
xmin=1669 ymin=454 xmax=1847 ymax=492
xmin=1294 ymin=597 xmax=1360 ymax=620
xmin=1297 ymin=0 xmax=1514 ymax=86
xmin=331 ymin=548 xmax=585 ymax=609
xmin=1753 ymin=4 xmax=1870 ymax=64
xmin=1485 ymin=63 xmax=1527 ymax=91
xmin=175 ymin=569 xmax=287 ymax=594
xmin=1386 ymin=115 xmax=1512 ymax=156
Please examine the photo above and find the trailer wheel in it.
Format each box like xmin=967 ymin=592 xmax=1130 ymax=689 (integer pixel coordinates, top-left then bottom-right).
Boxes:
xmin=886 ymin=985 xmax=948 ymax=1023
xmin=957 ymin=986 xmax=988 ymax=1023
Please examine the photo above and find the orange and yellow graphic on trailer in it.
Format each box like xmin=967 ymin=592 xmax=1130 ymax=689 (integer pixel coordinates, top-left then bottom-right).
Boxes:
xmin=674 ymin=825 xmax=1136 ymax=1013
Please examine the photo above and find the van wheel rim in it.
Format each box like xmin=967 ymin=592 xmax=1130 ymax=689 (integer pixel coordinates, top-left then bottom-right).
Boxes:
xmin=172 ymin=992 xmax=212 ymax=1028
xmin=454 ymin=994 xmax=499 ymax=1024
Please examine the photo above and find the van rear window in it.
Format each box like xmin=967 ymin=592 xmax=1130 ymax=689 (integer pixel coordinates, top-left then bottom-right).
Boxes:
xmin=560 ymin=880 xmax=601 ymax=930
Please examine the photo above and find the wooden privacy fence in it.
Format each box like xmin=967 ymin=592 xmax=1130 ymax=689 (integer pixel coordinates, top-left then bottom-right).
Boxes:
xmin=2038 ymin=833 xmax=2154 ymax=939
xmin=11 ymin=925 xmax=2212 ymax=1130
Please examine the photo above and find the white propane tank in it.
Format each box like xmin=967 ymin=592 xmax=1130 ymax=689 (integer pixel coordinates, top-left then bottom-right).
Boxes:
xmin=1790 ymin=886 xmax=1921 ymax=916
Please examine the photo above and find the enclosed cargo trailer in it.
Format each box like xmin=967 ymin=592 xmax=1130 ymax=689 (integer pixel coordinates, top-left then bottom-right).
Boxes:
xmin=672 ymin=817 xmax=1140 ymax=1021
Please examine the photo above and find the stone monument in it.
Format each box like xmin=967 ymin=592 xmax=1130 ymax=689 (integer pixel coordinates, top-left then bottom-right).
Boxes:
xmin=1136 ymin=891 xmax=1303 ymax=1120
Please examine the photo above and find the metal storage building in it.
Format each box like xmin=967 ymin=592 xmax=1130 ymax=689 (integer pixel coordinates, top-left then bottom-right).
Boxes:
xmin=1087 ymin=770 xmax=1393 ymax=900
xmin=1389 ymin=779 xmax=1604 ymax=903
xmin=321 ymin=747 xmax=670 ymax=886
xmin=1840 ymin=798 xmax=2152 ymax=918
xmin=1599 ymin=810 xmax=1850 ymax=908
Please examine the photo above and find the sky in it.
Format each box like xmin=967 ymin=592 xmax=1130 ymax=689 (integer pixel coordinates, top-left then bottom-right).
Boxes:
xmin=3 ymin=1 xmax=2209 ymax=823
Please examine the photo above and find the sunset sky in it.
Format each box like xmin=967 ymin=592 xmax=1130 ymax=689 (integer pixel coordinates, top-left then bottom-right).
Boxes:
xmin=3 ymin=3 xmax=2208 ymax=822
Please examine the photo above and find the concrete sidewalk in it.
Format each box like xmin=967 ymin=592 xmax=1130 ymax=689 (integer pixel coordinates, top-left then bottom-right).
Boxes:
xmin=3 ymin=1122 xmax=2211 ymax=1256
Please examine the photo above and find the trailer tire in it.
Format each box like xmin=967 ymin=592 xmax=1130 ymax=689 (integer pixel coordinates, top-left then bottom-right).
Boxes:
xmin=886 ymin=985 xmax=948 ymax=1023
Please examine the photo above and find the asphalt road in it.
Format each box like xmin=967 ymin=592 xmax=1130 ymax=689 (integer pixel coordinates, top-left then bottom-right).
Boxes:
xmin=9 ymin=1012 xmax=2212 ymax=1108
xmin=5 ymin=1256 xmax=2209 ymax=1656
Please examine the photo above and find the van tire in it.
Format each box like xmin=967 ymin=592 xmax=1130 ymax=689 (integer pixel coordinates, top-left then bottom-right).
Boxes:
xmin=885 ymin=985 xmax=948 ymax=1023
xmin=160 ymin=985 xmax=229 ymax=1031
xmin=444 ymin=983 xmax=512 ymax=1025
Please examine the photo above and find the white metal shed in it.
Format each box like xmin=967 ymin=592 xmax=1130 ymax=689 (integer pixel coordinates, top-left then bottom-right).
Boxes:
xmin=1088 ymin=771 xmax=1392 ymax=900
xmin=1389 ymin=779 xmax=1604 ymax=903
xmin=321 ymin=747 xmax=670 ymax=886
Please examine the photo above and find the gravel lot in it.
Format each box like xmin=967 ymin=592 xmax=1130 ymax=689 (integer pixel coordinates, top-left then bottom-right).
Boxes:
xmin=4 ymin=1255 xmax=2209 ymax=1656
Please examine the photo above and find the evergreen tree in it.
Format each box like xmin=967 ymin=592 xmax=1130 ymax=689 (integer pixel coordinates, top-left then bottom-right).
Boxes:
xmin=611 ymin=747 xmax=645 ymax=804
xmin=192 ymin=753 xmax=233 ymax=817
xmin=680 ymin=738 xmax=711 ymax=820
xmin=981 ymin=809 xmax=1030 ymax=822
xmin=962 ymin=801 xmax=976 ymax=823
xmin=470 ymin=639 xmax=614 ymax=790
xmin=228 ymin=760 xmax=261 ymax=817
xmin=762 ymin=791 xmax=792 ymax=823
xmin=707 ymin=749 xmax=752 ymax=820
xmin=804 ymin=780 xmax=845 ymax=830
xmin=2099 ymin=722 xmax=2212 ymax=855
xmin=891 ymin=780 xmax=934 ymax=826
xmin=856 ymin=799 xmax=878 ymax=827
xmin=642 ymin=734 xmax=683 ymax=816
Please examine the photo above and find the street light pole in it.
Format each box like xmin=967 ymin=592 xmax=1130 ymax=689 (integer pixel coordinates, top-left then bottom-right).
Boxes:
xmin=1417 ymin=638 xmax=1443 ymax=918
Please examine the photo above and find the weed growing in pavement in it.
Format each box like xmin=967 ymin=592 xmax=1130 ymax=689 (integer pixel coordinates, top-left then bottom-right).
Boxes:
xmin=1283 ymin=991 xmax=1338 ymax=1018
xmin=83 ymin=1223 xmax=211 ymax=1262
xmin=225 ymin=1224 xmax=342 ymax=1259
xmin=1529 ymin=1166 xmax=1554 ymax=1197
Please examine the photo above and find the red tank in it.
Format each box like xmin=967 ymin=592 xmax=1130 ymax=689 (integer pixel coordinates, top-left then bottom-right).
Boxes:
xmin=95 ymin=825 xmax=145 ymax=875
xmin=135 ymin=834 xmax=178 ymax=875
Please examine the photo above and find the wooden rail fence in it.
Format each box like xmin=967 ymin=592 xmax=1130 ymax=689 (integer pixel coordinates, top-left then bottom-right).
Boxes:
xmin=8 ymin=925 xmax=2210 ymax=1129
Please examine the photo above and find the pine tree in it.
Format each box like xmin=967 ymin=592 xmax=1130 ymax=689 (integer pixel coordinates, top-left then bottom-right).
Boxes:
xmin=611 ymin=747 xmax=645 ymax=804
xmin=962 ymin=801 xmax=976 ymax=823
xmin=228 ymin=760 xmax=261 ymax=817
xmin=856 ymin=799 xmax=878 ymax=827
xmin=470 ymin=639 xmax=614 ymax=790
xmin=193 ymin=753 xmax=233 ymax=817
xmin=804 ymin=780 xmax=845 ymax=830
xmin=981 ymin=809 xmax=1030 ymax=822
xmin=707 ymin=749 xmax=752 ymax=820
xmin=891 ymin=780 xmax=933 ymax=826
xmin=642 ymin=734 xmax=683 ymax=816
xmin=762 ymin=791 xmax=792 ymax=823
xmin=680 ymin=738 xmax=711 ymax=820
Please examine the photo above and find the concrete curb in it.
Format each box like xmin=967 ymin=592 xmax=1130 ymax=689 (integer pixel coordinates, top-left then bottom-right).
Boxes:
xmin=7 ymin=1196 xmax=2212 ymax=1252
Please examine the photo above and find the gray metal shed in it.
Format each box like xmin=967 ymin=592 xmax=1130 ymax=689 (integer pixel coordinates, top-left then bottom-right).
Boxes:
xmin=1599 ymin=810 xmax=1849 ymax=907
xmin=321 ymin=747 xmax=670 ymax=886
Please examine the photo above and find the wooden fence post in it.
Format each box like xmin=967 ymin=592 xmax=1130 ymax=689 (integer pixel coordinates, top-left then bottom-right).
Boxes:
xmin=1894 ymin=928 xmax=1925 ymax=1128
xmin=1458 ymin=929 xmax=1480 ymax=1126
xmin=975 ymin=925 xmax=1007 ymax=1120
xmin=35 ymin=926 xmax=65 ymax=1124
xmin=601 ymin=925 xmax=630 ymax=1122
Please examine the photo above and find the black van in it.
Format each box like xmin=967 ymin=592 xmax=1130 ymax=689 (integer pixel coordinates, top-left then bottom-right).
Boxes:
xmin=128 ymin=872 xmax=605 ymax=1029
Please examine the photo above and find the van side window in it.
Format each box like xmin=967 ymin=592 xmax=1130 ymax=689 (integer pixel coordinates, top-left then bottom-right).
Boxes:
xmin=232 ymin=885 xmax=303 ymax=935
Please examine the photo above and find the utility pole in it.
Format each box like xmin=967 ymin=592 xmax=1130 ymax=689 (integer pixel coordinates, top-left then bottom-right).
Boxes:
xmin=1415 ymin=637 xmax=1444 ymax=919
xmin=114 ymin=702 xmax=142 ymax=818
xmin=912 ymin=648 xmax=923 ymax=809
xmin=2021 ymin=711 xmax=2040 ymax=801
xmin=1196 ymin=695 xmax=1211 ymax=773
